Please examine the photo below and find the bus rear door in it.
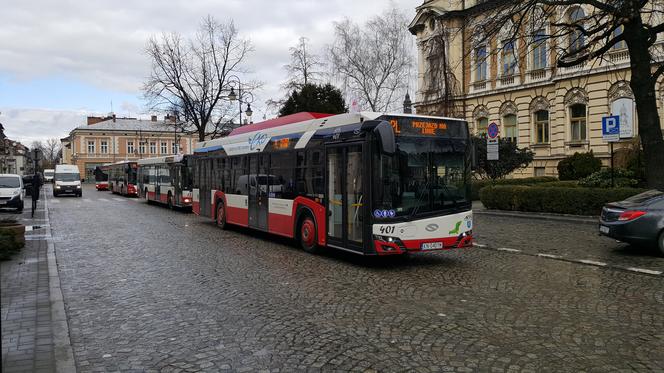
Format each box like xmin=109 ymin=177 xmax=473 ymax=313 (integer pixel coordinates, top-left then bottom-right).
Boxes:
xmin=248 ymin=154 xmax=269 ymax=230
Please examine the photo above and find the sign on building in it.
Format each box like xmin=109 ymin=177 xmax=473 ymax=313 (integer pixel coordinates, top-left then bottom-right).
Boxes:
xmin=611 ymin=98 xmax=634 ymax=139
xmin=601 ymin=115 xmax=620 ymax=142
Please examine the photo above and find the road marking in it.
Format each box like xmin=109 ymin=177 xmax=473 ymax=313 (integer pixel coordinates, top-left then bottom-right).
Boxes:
xmin=98 ymin=198 xmax=109 ymax=202
xmin=576 ymin=259 xmax=607 ymax=267
xmin=537 ymin=253 xmax=561 ymax=259
xmin=497 ymin=247 xmax=521 ymax=253
xmin=112 ymin=198 xmax=125 ymax=202
xmin=49 ymin=199 xmax=60 ymax=203
xmin=83 ymin=199 xmax=92 ymax=202
xmin=472 ymin=243 xmax=487 ymax=248
xmin=625 ymin=267 xmax=663 ymax=275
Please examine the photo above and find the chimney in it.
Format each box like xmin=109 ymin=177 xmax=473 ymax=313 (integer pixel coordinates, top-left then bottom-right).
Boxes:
xmin=112 ymin=113 xmax=116 ymax=122
xmin=87 ymin=116 xmax=105 ymax=125
xmin=165 ymin=114 xmax=176 ymax=123
xmin=151 ymin=115 xmax=157 ymax=122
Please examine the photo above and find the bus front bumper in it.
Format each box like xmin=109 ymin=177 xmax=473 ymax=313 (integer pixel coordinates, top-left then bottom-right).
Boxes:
xmin=373 ymin=231 xmax=473 ymax=255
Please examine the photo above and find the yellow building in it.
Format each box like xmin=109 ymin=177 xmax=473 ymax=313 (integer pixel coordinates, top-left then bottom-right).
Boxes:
xmin=409 ymin=0 xmax=664 ymax=177
xmin=61 ymin=115 xmax=198 ymax=181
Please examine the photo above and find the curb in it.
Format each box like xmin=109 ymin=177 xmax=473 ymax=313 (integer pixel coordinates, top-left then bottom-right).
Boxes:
xmin=474 ymin=208 xmax=598 ymax=225
xmin=43 ymin=189 xmax=77 ymax=372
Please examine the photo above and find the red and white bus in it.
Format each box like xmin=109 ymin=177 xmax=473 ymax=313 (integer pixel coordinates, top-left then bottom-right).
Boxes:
xmin=191 ymin=111 xmax=473 ymax=255
xmin=137 ymin=155 xmax=193 ymax=209
xmin=94 ymin=165 xmax=110 ymax=191
xmin=107 ymin=161 xmax=139 ymax=196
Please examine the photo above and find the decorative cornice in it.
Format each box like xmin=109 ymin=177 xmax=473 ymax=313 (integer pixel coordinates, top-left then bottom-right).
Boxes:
xmin=472 ymin=105 xmax=490 ymax=120
xmin=608 ymin=80 xmax=633 ymax=101
xmin=564 ymin=87 xmax=588 ymax=106
xmin=529 ymin=96 xmax=550 ymax=113
xmin=499 ymin=101 xmax=518 ymax=116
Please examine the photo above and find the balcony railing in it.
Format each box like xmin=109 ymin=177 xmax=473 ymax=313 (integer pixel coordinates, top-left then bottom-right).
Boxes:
xmin=497 ymin=74 xmax=520 ymax=88
xmin=526 ymin=68 xmax=549 ymax=83
xmin=471 ymin=80 xmax=487 ymax=92
xmin=608 ymin=49 xmax=629 ymax=63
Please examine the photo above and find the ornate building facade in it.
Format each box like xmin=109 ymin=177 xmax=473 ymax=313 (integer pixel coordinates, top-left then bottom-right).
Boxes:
xmin=409 ymin=0 xmax=664 ymax=176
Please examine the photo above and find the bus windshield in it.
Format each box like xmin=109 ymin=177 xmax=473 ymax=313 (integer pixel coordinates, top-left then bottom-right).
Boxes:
xmin=372 ymin=137 xmax=470 ymax=219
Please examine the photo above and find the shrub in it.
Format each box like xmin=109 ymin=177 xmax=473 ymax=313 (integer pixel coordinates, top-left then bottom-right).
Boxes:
xmin=578 ymin=168 xmax=640 ymax=188
xmin=557 ymin=152 xmax=602 ymax=180
xmin=479 ymin=185 xmax=647 ymax=215
xmin=471 ymin=176 xmax=558 ymax=200
xmin=0 ymin=229 xmax=22 ymax=261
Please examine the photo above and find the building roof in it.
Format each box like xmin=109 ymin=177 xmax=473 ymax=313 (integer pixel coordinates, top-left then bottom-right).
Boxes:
xmin=73 ymin=118 xmax=184 ymax=133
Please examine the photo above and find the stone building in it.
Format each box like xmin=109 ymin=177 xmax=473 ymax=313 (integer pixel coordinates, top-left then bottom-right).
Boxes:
xmin=61 ymin=114 xmax=198 ymax=181
xmin=0 ymin=137 xmax=31 ymax=175
xmin=409 ymin=0 xmax=664 ymax=177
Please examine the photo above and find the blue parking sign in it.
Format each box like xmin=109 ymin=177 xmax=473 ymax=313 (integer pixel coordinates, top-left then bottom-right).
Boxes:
xmin=602 ymin=116 xmax=620 ymax=142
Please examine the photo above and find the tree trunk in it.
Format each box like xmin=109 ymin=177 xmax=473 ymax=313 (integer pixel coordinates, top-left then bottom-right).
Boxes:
xmin=625 ymin=19 xmax=664 ymax=190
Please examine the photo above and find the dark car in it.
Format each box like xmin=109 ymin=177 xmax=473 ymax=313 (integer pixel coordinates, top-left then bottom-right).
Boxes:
xmin=599 ymin=190 xmax=664 ymax=254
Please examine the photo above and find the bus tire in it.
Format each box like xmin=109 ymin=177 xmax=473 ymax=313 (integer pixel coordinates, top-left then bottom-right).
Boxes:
xmin=299 ymin=214 xmax=320 ymax=254
xmin=216 ymin=200 xmax=227 ymax=230
xmin=167 ymin=192 xmax=174 ymax=210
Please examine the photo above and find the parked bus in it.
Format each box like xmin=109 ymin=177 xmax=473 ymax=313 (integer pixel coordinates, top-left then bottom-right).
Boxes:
xmin=94 ymin=165 xmax=110 ymax=191
xmin=191 ymin=111 xmax=473 ymax=256
xmin=107 ymin=161 xmax=138 ymax=196
xmin=137 ymin=155 xmax=193 ymax=209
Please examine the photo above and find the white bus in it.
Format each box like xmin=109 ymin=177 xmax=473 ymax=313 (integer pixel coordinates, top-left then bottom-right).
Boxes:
xmin=137 ymin=155 xmax=193 ymax=209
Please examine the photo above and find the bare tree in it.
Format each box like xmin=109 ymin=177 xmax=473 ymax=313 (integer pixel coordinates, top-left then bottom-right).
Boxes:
xmin=284 ymin=37 xmax=324 ymax=91
xmin=329 ymin=7 xmax=413 ymax=112
xmin=459 ymin=0 xmax=664 ymax=188
xmin=31 ymin=139 xmax=61 ymax=168
xmin=143 ymin=15 xmax=253 ymax=141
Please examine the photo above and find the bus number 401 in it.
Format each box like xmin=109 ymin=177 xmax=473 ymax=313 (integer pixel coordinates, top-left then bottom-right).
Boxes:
xmin=379 ymin=226 xmax=395 ymax=235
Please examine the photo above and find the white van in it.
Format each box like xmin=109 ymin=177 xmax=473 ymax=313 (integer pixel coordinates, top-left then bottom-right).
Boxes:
xmin=43 ymin=169 xmax=55 ymax=182
xmin=53 ymin=165 xmax=82 ymax=197
xmin=0 ymin=174 xmax=25 ymax=211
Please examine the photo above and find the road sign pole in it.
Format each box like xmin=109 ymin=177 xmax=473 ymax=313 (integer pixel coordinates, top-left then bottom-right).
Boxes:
xmin=610 ymin=142 xmax=614 ymax=188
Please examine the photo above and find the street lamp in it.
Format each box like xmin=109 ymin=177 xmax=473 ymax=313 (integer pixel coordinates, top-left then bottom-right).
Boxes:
xmin=226 ymin=75 xmax=255 ymax=125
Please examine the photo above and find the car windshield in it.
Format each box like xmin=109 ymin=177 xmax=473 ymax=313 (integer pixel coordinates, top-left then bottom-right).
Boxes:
xmin=44 ymin=170 xmax=54 ymax=177
xmin=55 ymin=173 xmax=80 ymax=182
xmin=372 ymin=137 xmax=471 ymax=219
xmin=624 ymin=189 xmax=664 ymax=204
xmin=0 ymin=176 xmax=21 ymax=188
xmin=256 ymin=175 xmax=280 ymax=185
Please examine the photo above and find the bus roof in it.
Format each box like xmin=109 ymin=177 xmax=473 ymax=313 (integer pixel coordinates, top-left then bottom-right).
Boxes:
xmin=137 ymin=154 xmax=185 ymax=165
xmin=228 ymin=112 xmax=334 ymax=136
xmin=194 ymin=112 xmax=466 ymax=156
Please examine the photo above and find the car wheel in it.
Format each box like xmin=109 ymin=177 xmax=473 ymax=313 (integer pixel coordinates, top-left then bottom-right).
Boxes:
xmin=299 ymin=214 xmax=320 ymax=254
xmin=17 ymin=201 xmax=24 ymax=212
xmin=216 ymin=201 xmax=227 ymax=229
xmin=658 ymin=230 xmax=664 ymax=256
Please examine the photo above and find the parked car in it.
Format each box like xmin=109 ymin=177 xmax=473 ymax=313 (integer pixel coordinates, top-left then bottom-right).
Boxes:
xmin=0 ymin=174 xmax=25 ymax=212
xmin=599 ymin=189 xmax=664 ymax=254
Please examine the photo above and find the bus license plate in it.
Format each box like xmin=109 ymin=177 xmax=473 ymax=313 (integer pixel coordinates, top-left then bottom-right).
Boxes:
xmin=599 ymin=225 xmax=610 ymax=234
xmin=421 ymin=242 xmax=443 ymax=250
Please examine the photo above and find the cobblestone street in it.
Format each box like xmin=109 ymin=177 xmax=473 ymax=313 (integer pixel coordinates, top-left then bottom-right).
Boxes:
xmin=47 ymin=185 xmax=663 ymax=372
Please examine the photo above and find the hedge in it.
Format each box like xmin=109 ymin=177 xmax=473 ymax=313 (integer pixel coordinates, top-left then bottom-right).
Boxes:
xmin=479 ymin=185 xmax=648 ymax=215
xmin=471 ymin=176 xmax=559 ymax=200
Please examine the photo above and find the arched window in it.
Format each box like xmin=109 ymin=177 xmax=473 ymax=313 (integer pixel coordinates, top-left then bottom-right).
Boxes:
xmin=568 ymin=7 xmax=585 ymax=53
xmin=569 ymin=104 xmax=587 ymax=141
xmin=475 ymin=45 xmax=488 ymax=81
xmin=501 ymin=39 xmax=517 ymax=76
xmin=534 ymin=110 xmax=549 ymax=144
xmin=612 ymin=26 xmax=626 ymax=50
xmin=476 ymin=117 xmax=488 ymax=137
xmin=503 ymin=114 xmax=517 ymax=142
xmin=532 ymin=29 xmax=547 ymax=70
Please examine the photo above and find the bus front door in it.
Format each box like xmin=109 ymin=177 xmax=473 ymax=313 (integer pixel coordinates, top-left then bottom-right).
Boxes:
xmin=326 ymin=144 xmax=365 ymax=251
xmin=248 ymin=154 xmax=269 ymax=230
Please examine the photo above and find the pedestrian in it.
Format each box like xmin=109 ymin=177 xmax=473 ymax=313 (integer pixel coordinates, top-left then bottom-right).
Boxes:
xmin=31 ymin=172 xmax=41 ymax=217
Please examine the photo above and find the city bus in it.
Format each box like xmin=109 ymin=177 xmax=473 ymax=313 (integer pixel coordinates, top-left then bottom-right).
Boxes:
xmin=94 ymin=165 xmax=110 ymax=191
xmin=107 ymin=161 xmax=138 ymax=196
xmin=137 ymin=155 xmax=193 ymax=209
xmin=191 ymin=111 xmax=473 ymax=255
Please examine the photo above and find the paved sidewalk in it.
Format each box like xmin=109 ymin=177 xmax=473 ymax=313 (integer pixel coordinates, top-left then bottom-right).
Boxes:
xmin=1 ymin=189 xmax=74 ymax=372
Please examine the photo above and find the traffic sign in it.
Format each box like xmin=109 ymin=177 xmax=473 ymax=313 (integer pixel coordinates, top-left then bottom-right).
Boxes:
xmin=602 ymin=116 xmax=620 ymax=142
xmin=487 ymin=122 xmax=499 ymax=139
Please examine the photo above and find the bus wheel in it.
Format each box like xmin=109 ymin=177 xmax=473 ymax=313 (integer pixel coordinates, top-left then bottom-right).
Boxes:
xmin=216 ymin=201 xmax=227 ymax=229
xmin=299 ymin=215 xmax=320 ymax=254
xmin=167 ymin=193 xmax=174 ymax=210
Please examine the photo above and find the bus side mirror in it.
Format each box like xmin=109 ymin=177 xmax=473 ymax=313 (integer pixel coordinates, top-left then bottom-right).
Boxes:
xmin=362 ymin=120 xmax=395 ymax=155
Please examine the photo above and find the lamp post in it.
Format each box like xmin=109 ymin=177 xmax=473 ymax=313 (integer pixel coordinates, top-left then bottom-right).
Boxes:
xmin=226 ymin=75 xmax=255 ymax=125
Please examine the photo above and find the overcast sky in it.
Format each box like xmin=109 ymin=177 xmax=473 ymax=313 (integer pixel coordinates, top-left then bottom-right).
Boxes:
xmin=0 ymin=0 xmax=422 ymax=145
